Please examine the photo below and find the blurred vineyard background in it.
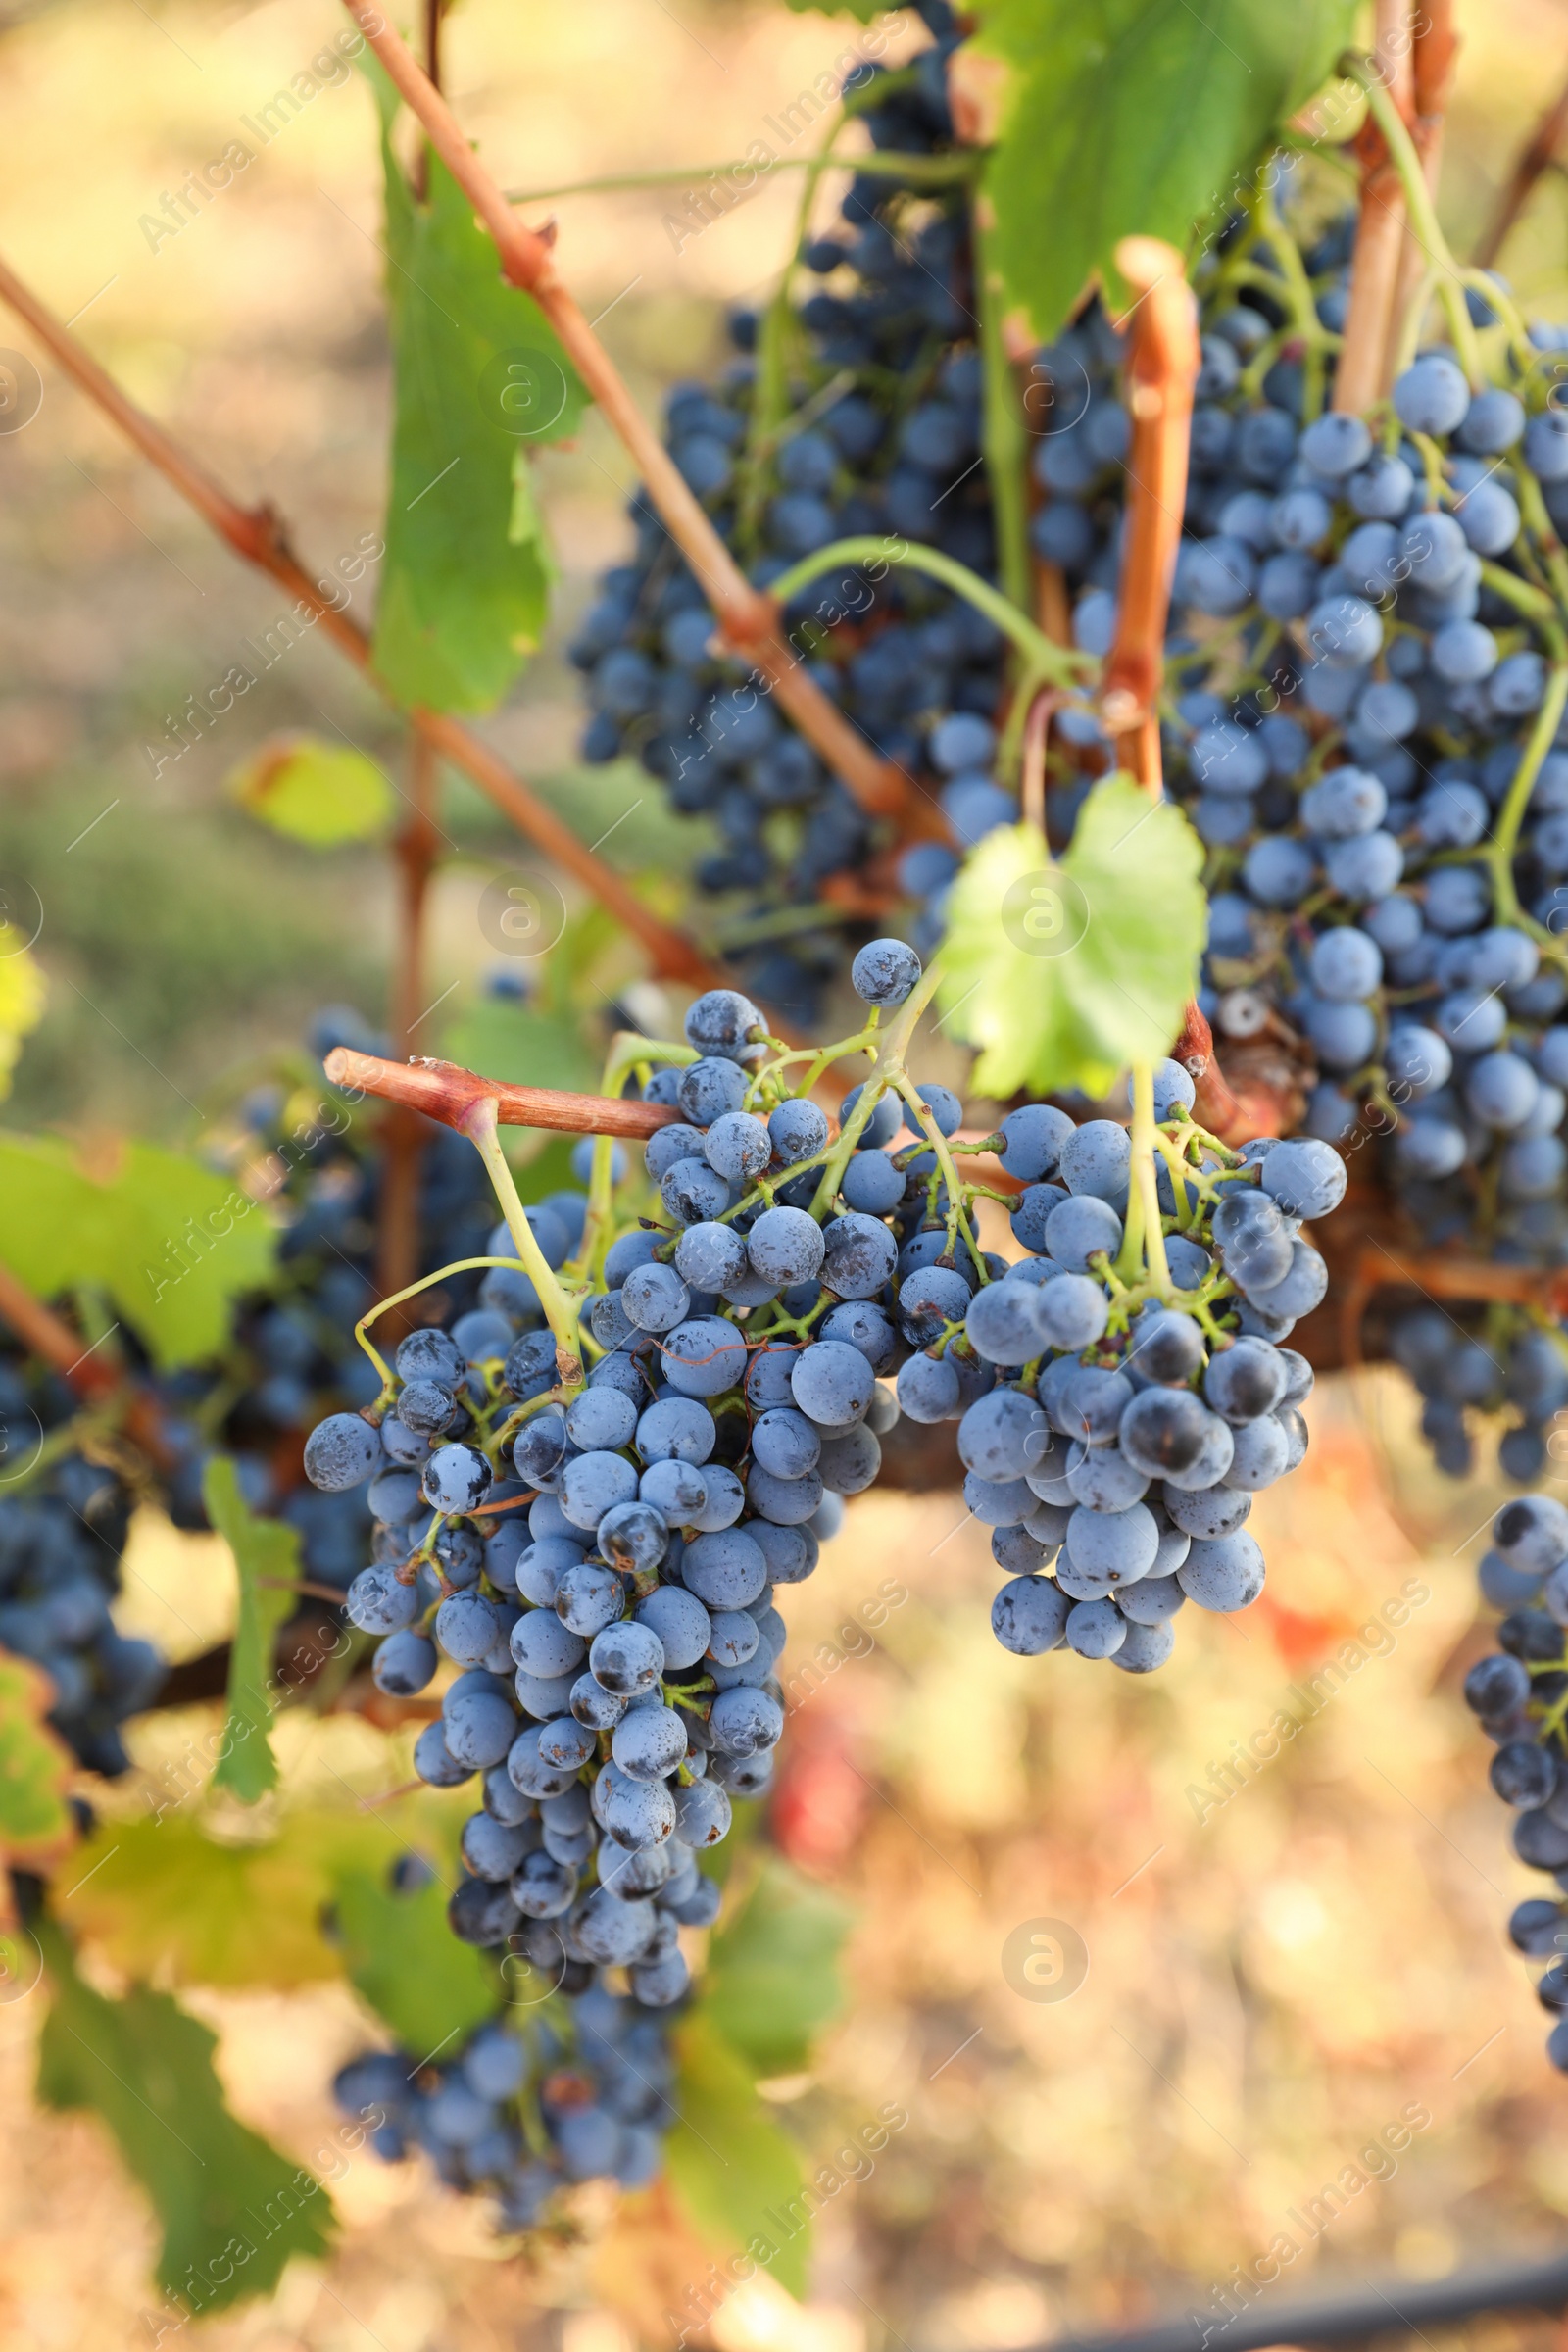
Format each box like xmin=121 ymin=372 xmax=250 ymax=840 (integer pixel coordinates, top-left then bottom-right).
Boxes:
xmin=6 ymin=0 xmax=1568 ymax=2343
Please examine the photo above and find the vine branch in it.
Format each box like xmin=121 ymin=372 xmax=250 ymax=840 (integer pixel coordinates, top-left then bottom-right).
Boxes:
xmin=0 ymin=250 xmax=725 ymax=993
xmin=1099 ymin=235 xmax=1199 ymax=785
xmin=1334 ymin=0 xmax=1416 ymax=416
xmin=340 ymin=0 xmax=912 ymax=823
xmin=323 ymin=1048 xmax=680 ymax=1138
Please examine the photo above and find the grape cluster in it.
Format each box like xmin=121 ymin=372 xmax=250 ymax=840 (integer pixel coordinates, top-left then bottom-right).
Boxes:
xmin=1113 ymin=212 xmax=1568 ymax=1484
xmin=0 ymin=1353 xmax=164 ymax=1775
xmin=308 ymin=956 xmax=957 ymax=2218
xmin=333 ymin=1908 xmax=672 ymax=2219
xmin=886 ymin=1062 xmax=1339 ymax=1671
xmin=570 ymin=6 xmax=1018 ymax=1018
xmin=1463 ymin=1492 xmax=1568 ymax=2066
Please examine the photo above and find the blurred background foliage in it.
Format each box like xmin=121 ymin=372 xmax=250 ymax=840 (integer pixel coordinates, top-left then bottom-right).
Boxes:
xmin=6 ymin=0 xmax=1568 ymax=2345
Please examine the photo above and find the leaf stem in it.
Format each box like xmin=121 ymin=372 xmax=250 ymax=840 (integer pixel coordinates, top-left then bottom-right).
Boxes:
xmin=464 ymin=1102 xmax=585 ymax=1390
xmin=765 ymin=536 xmax=1090 ymax=684
xmin=1487 ymin=662 xmax=1568 ymax=939
xmin=1344 ymin=51 xmax=1484 ymax=385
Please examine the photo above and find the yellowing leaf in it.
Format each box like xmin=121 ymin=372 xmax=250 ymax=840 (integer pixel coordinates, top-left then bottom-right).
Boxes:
xmin=969 ymin=0 xmax=1358 ymax=336
xmin=59 ymin=1816 xmax=343 ymax=1988
xmin=0 ymin=925 xmax=45 ymax=1101
xmin=203 ymin=1459 xmax=301 ymax=1805
xmin=61 ymin=1803 xmax=472 ymax=1995
xmin=0 ymin=1132 xmax=275 ymax=1370
xmin=938 ymin=780 xmax=1205 ymax=1097
xmin=0 ymin=1653 xmax=74 ymax=1868
xmin=36 ymin=1920 xmax=334 ymax=2315
xmin=228 ymin=734 xmax=393 ymax=847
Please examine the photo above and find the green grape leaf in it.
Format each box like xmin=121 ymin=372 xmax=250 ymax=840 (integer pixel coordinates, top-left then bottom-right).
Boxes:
xmin=202 ymin=1459 xmax=301 ymax=1805
xmin=57 ymin=1816 xmax=343 ymax=1988
xmin=329 ymin=1861 xmax=495 ymax=2055
xmin=227 ymin=733 xmax=394 ymax=846
xmin=969 ymin=0 xmax=1359 ymax=337
xmin=440 ymin=998 xmax=600 ymax=1096
xmin=59 ymin=1803 xmax=472 ymax=1995
xmin=665 ymin=2015 xmax=810 ymax=2298
xmin=369 ymin=85 xmax=588 ymax=714
xmin=35 ymin=1920 xmax=335 ymax=2315
xmin=0 ymin=1134 xmax=275 ymax=1369
xmin=938 ymin=780 xmax=1206 ymax=1098
xmin=0 ymin=1653 xmax=74 ymax=1867
xmin=698 ymin=1860 xmax=852 ymax=2079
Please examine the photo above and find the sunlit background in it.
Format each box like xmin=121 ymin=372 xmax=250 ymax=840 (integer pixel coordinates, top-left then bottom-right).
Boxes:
xmin=4 ymin=0 xmax=1568 ymax=2345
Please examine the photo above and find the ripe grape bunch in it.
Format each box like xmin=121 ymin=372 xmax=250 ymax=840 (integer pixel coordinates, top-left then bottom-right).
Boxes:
xmin=1462 ymin=1493 xmax=1568 ymax=2067
xmin=895 ymin=1067 xmax=1342 ymax=1671
xmin=304 ymin=947 xmax=987 ymax=2216
xmin=1121 ymin=199 xmax=1568 ymax=1486
xmin=571 ymin=1 xmax=1012 ymax=1018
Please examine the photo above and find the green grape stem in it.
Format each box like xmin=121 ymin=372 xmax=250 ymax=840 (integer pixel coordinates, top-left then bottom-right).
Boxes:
xmin=1343 ymin=52 xmax=1484 ymax=383
xmin=763 ymin=536 xmax=1093 ymax=689
xmin=465 ymin=1101 xmax=586 ymax=1392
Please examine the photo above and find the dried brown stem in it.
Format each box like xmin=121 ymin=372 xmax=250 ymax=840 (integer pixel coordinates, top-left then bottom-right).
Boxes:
xmin=337 ymin=0 xmax=909 ymax=824
xmin=1473 ymin=55 xmax=1568 ymax=268
xmin=375 ymin=733 xmax=441 ymax=1303
xmin=0 ymin=250 xmax=724 ymax=992
xmin=1172 ymin=1000 xmax=1295 ymax=1145
xmin=1100 ymin=237 xmax=1199 ymax=792
xmin=1335 ymin=0 xmax=1416 ymax=416
xmin=325 ymin=1047 xmax=681 ymax=1140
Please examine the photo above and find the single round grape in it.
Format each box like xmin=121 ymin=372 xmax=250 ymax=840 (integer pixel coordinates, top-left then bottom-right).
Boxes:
xmin=588 ymin=1620 xmax=665 ymax=1697
xmin=684 ymin=987 xmax=763 ymax=1063
xmin=422 ymin=1443 xmax=493 ymax=1515
xmin=852 ymin=937 xmax=922 ymax=1005
xmin=372 ymin=1629 xmax=438 ymax=1696
xmin=747 ymin=1205 xmax=826 ymax=1286
xmin=768 ymin=1097 xmax=830 ymax=1164
xmin=347 ymin=1565 xmax=419 ymax=1636
xmin=680 ymin=1528 xmax=768 ymax=1610
xmin=619 ymin=1262 xmax=691 ymax=1335
xmin=612 ymin=1703 xmax=688 ymax=1783
xmin=897 ymin=1351 xmax=960 ymax=1423
xmin=636 ymin=1395 xmax=717 ymax=1463
xmin=1032 ymin=1272 xmax=1110 ymax=1351
xmin=661 ymin=1317 xmax=749 ymax=1398
xmin=673 ymin=1220 xmax=748 ymax=1294
xmin=1178 ymin=1531 xmax=1266 ymax=1612
xmin=304 ymin=1412 xmax=381 ymax=1492
xmin=992 ymin=1574 xmax=1070 ymax=1654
